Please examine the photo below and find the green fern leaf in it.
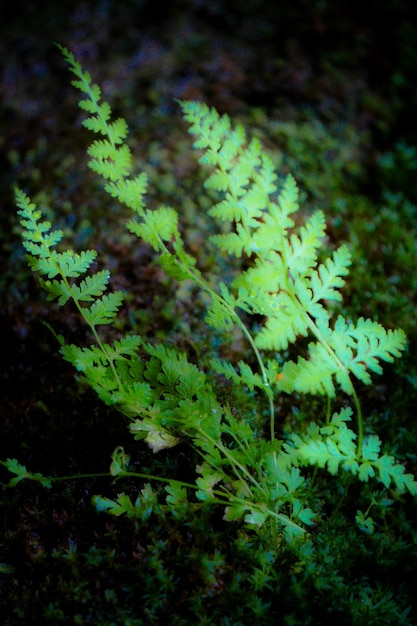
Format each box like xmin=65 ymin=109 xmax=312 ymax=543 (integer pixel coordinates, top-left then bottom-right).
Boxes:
xmin=130 ymin=419 xmax=181 ymax=453
xmin=179 ymin=100 xmax=281 ymax=261
xmin=94 ymin=485 xmax=159 ymax=520
xmin=211 ymin=358 xmax=264 ymax=392
xmin=278 ymin=351 xmax=338 ymax=396
xmin=361 ymin=435 xmax=381 ymax=461
xmin=211 ymin=358 xmax=242 ymax=385
xmin=60 ymin=343 xmax=108 ymax=372
xmin=276 ymin=172 xmax=299 ymax=226
xmin=112 ymin=335 xmax=143 ymax=357
xmin=15 ymin=188 xmax=64 ymax=252
xmin=73 ymin=270 xmax=111 ymax=302
xmin=127 ymin=206 xmax=179 ymax=251
xmin=105 ymin=174 xmax=148 ymax=212
xmin=284 ymin=210 xmax=326 ymax=276
xmin=210 ymin=223 xmax=255 ymax=258
xmin=255 ymin=300 xmax=310 ymax=352
xmin=321 ymin=316 xmax=407 ymax=387
xmin=29 ymin=249 xmax=90 ymax=279
xmin=180 ymin=100 xmax=230 ymax=153
xmin=1 ymin=458 xmax=52 ymax=488
xmin=285 ymin=413 xmax=358 ymax=476
xmin=87 ymin=142 xmax=132 ymax=181
xmin=205 ymin=293 xmax=238 ymax=331
xmin=309 ymin=244 xmax=351 ymax=302
xmin=80 ymin=101 xmax=111 ymax=125
xmin=82 ymin=292 xmax=124 ymax=326
xmin=93 ymin=493 xmax=140 ymax=518
xmin=276 ymin=313 xmax=407 ymax=396
xmin=75 ymin=81 xmax=102 ymax=107
xmin=38 ymin=277 xmax=72 ymax=305
xmin=375 ymin=456 xmax=417 ymax=494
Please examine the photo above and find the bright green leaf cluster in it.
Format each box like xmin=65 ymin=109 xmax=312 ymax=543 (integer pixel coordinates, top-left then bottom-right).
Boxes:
xmin=180 ymin=101 xmax=407 ymax=399
xmin=285 ymin=409 xmax=417 ymax=495
xmin=7 ymin=46 xmax=414 ymax=549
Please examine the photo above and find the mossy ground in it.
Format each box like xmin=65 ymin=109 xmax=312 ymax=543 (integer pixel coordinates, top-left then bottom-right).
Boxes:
xmin=1 ymin=1 xmax=417 ymax=623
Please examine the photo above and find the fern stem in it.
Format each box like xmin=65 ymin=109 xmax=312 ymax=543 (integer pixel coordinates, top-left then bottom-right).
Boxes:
xmin=156 ymin=233 xmax=277 ymax=439
xmin=196 ymin=272 xmax=276 ymax=439
xmin=57 ymin=268 xmax=125 ymax=393
xmin=35 ymin=470 xmax=199 ymax=491
xmin=302 ymin=308 xmax=364 ymax=456
xmin=196 ymin=426 xmax=268 ymax=496
xmin=351 ymin=387 xmax=364 ymax=458
xmin=233 ymin=314 xmax=276 ymax=440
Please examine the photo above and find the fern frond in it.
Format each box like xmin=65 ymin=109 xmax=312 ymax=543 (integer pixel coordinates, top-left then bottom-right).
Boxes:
xmin=37 ymin=266 xmax=110 ymax=307
xmin=16 ymin=188 xmax=97 ymax=282
xmin=276 ymin=315 xmax=407 ymax=396
xmin=320 ymin=316 xmax=407 ymax=387
xmin=285 ymin=409 xmax=417 ymax=494
xmin=205 ymin=296 xmax=236 ymax=331
xmin=79 ymin=99 xmax=111 ymax=124
xmin=16 ymin=185 xmax=125 ymax=339
xmin=210 ymin=223 xmax=255 ymax=258
xmin=15 ymin=188 xmax=64 ymax=254
xmin=82 ymin=292 xmax=125 ymax=326
xmin=285 ymin=409 xmax=357 ymax=473
xmin=112 ymin=335 xmax=143 ymax=357
xmin=276 ymin=172 xmax=299 ymax=226
xmin=105 ymin=174 xmax=148 ymax=212
xmin=37 ymin=277 xmax=72 ymax=305
xmin=291 ymin=247 xmax=351 ymax=326
xmin=127 ymin=206 xmax=179 ymax=251
xmin=211 ymin=358 xmax=264 ymax=392
xmin=60 ymin=343 xmax=122 ymax=405
xmin=34 ymin=250 xmax=97 ymax=280
xmin=141 ymin=343 xmax=208 ymax=399
xmin=72 ymin=270 xmax=111 ymax=302
xmin=57 ymin=45 xmax=123 ymax=143
xmin=61 ymin=335 xmax=142 ymax=372
xmin=1 ymin=458 xmax=52 ymax=488
xmin=57 ymin=44 xmax=144 ymax=210
xmin=179 ymin=100 xmax=407 ymax=406
xmin=284 ymin=210 xmax=327 ymax=276
xmin=87 ymin=141 xmax=132 ymax=181
xmin=231 ymin=253 xmax=284 ymax=299
xmin=179 ymin=100 xmax=280 ymax=258
xmin=254 ymin=298 xmax=310 ymax=351
xmin=179 ymin=100 xmax=231 ymax=153
xmin=279 ymin=354 xmax=339 ymax=397
xmin=364 ymin=451 xmax=417 ymax=494
xmin=61 ymin=342 xmax=109 ymax=372
xmin=204 ymin=282 xmax=242 ymax=330
xmin=90 ymin=117 xmax=129 ymax=145
xmin=306 ymin=244 xmax=351 ymax=304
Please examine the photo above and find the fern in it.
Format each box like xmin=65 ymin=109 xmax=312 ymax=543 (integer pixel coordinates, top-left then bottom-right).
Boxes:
xmin=7 ymin=46 xmax=414 ymax=548
xmin=56 ymin=44 xmax=147 ymax=213
xmin=179 ymin=99 xmax=407 ymax=455
xmin=180 ymin=100 xmax=406 ymax=398
xmin=284 ymin=409 xmax=417 ymax=495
